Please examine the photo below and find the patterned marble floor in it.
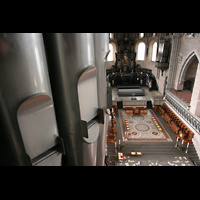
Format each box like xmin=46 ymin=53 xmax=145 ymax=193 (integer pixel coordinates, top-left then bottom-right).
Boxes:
xmin=118 ymin=109 xmax=173 ymax=142
xmin=106 ymin=109 xmax=200 ymax=166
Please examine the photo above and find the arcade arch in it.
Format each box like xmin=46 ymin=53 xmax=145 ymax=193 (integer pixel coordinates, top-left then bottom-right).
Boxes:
xmin=178 ymin=51 xmax=199 ymax=92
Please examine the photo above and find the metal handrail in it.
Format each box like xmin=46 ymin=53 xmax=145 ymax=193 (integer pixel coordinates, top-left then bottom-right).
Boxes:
xmin=165 ymin=90 xmax=200 ymax=134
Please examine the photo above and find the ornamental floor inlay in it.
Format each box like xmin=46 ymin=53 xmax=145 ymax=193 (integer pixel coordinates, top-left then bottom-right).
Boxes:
xmin=119 ymin=109 xmax=173 ymax=142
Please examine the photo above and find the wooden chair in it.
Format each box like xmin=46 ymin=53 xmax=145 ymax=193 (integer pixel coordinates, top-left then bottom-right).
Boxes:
xmin=134 ymin=108 xmax=139 ymax=114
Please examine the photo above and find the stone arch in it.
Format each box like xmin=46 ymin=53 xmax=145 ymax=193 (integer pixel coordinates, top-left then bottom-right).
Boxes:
xmin=178 ymin=51 xmax=199 ymax=84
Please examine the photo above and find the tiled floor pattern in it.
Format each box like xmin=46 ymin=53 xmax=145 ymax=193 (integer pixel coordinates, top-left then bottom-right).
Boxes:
xmin=118 ymin=109 xmax=173 ymax=142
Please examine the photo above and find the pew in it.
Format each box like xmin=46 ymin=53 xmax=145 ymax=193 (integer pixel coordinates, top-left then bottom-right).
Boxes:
xmin=158 ymin=106 xmax=165 ymax=116
xmin=160 ymin=103 xmax=194 ymax=153
xmin=107 ymin=107 xmax=117 ymax=143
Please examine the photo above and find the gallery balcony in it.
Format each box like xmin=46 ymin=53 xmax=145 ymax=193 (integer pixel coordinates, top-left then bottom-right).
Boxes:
xmin=165 ymin=89 xmax=200 ymax=134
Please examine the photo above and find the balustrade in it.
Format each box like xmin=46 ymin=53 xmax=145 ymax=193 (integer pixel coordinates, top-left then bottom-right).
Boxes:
xmin=165 ymin=90 xmax=200 ymax=134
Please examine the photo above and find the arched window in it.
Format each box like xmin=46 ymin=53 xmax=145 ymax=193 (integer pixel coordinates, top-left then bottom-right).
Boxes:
xmin=152 ymin=42 xmax=157 ymax=61
xmin=110 ymin=33 xmax=114 ymax=39
xmin=140 ymin=33 xmax=144 ymax=38
xmin=137 ymin=42 xmax=145 ymax=61
xmin=107 ymin=43 xmax=113 ymax=61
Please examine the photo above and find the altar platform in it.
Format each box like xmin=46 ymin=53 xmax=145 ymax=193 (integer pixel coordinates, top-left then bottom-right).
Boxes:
xmin=112 ymin=86 xmax=164 ymax=108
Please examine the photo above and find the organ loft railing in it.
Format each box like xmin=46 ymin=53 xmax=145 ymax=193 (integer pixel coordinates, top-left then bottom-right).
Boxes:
xmin=165 ymin=90 xmax=200 ymax=135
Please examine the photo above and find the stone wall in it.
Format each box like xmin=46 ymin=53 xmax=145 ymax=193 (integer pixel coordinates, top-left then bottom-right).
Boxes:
xmin=174 ymin=34 xmax=200 ymax=90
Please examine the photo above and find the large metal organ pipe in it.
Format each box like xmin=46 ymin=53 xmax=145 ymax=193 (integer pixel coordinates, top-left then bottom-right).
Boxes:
xmin=0 ymin=33 xmax=109 ymax=166
xmin=0 ymin=33 xmax=62 ymax=166
xmin=94 ymin=33 xmax=109 ymax=166
xmin=43 ymin=33 xmax=108 ymax=166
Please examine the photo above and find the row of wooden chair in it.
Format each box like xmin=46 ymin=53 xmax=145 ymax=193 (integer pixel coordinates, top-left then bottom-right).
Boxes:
xmin=159 ymin=103 xmax=194 ymax=142
xmin=107 ymin=108 xmax=117 ymax=143
xmin=125 ymin=118 xmax=129 ymax=131
xmin=125 ymin=107 xmax=147 ymax=115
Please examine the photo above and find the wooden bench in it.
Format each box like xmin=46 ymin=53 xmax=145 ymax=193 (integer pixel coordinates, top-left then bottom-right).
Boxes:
xmin=154 ymin=105 xmax=161 ymax=112
xmin=161 ymin=103 xmax=195 ymax=153
xmin=140 ymin=109 xmax=147 ymax=114
xmin=158 ymin=106 xmax=165 ymax=116
xmin=125 ymin=109 xmax=133 ymax=114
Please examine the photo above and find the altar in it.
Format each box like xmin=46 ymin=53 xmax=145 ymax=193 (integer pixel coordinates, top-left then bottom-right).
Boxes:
xmin=106 ymin=33 xmax=159 ymax=91
xmin=117 ymin=88 xmax=145 ymax=96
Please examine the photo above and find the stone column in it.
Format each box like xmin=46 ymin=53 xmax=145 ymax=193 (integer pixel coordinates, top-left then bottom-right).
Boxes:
xmin=190 ymin=63 xmax=200 ymax=116
xmin=166 ymin=33 xmax=183 ymax=89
